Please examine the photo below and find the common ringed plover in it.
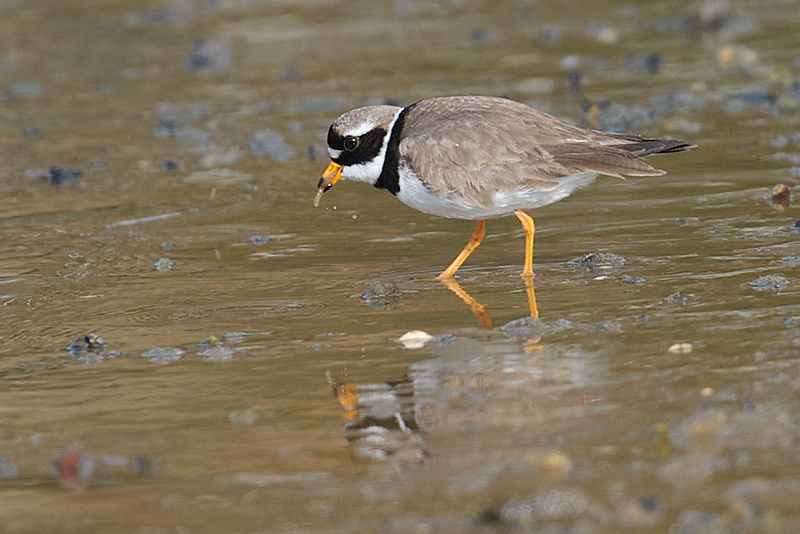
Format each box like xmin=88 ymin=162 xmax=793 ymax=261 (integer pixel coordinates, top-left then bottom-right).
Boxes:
xmin=314 ymin=95 xmax=694 ymax=279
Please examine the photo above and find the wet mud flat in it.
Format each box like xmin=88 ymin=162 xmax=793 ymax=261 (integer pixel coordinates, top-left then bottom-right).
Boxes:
xmin=1 ymin=0 xmax=800 ymax=532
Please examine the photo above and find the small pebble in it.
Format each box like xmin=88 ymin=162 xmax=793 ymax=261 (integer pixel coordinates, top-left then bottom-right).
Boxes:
xmin=668 ymin=342 xmax=693 ymax=354
xmin=664 ymin=292 xmax=688 ymax=306
xmin=250 ymin=235 xmax=270 ymax=245
xmin=0 ymin=458 xmax=20 ymax=478
xmin=594 ymin=320 xmax=622 ymax=332
xmin=154 ymin=257 xmax=174 ymax=272
xmin=398 ymin=330 xmax=433 ymax=349
xmin=769 ymin=183 xmax=793 ymax=208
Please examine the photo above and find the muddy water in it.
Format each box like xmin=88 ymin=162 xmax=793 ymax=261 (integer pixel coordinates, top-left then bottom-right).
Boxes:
xmin=2 ymin=0 xmax=800 ymax=532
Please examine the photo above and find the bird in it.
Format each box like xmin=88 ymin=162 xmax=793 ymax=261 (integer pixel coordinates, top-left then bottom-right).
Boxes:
xmin=314 ymin=95 xmax=694 ymax=280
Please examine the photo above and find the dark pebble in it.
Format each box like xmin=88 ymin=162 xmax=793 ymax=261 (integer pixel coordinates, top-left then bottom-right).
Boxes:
xmin=162 ymin=159 xmax=181 ymax=171
xmin=25 ymin=126 xmax=41 ymax=137
xmin=182 ymin=54 xmax=210 ymax=69
xmin=306 ymin=145 xmax=318 ymax=162
xmin=567 ymin=70 xmax=582 ymax=94
xmin=153 ymin=120 xmax=176 ymax=137
xmin=724 ymin=92 xmax=777 ymax=114
xmin=471 ymin=27 xmax=488 ymax=42
xmin=622 ymin=53 xmax=662 ymax=75
xmin=619 ymin=274 xmax=646 ymax=285
xmin=133 ymin=455 xmax=154 ymax=474
xmin=162 ymin=242 xmax=173 ymax=251
xmin=435 ymin=333 xmax=457 ymax=346
xmin=475 ymin=501 xmax=504 ymax=525
xmin=48 ymin=166 xmax=82 ymax=185
xmin=639 ymin=495 xmax=659 ymax=512
xmin=282 ymin=68 xmax=299 ymax=81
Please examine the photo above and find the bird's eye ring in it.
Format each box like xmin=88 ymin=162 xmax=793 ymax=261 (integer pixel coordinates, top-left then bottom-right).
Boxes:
xmin=343 ymin=136 xmax=359 ymax=151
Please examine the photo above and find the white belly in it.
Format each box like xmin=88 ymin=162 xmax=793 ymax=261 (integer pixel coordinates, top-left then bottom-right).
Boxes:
xmin=395 ymin=167 xmax=599 ymax=220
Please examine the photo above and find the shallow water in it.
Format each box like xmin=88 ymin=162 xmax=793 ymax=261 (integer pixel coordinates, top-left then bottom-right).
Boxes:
xmin=2 ymin=0 xmax=800 ymax=532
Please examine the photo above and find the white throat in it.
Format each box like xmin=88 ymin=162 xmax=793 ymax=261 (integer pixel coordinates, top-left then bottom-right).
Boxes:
xmin=338 ymin=108 xmax=403 ymax=185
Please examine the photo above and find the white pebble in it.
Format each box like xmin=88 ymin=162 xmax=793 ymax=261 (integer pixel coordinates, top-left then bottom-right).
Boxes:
xmin=398 ymin=330 xmax=434 ymax=349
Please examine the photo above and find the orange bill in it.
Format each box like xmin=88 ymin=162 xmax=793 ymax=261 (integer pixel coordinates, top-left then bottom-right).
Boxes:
xmin=313 ymin=161 xmax=343 ymax=207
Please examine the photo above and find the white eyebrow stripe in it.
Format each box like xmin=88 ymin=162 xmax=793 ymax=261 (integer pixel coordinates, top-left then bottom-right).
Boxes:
xmin=345 ymin=121 xmax=377 ymax=137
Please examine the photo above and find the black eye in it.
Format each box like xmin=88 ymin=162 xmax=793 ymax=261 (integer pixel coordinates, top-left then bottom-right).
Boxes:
xmin=343 ymin=136 xmax=359 ymax=151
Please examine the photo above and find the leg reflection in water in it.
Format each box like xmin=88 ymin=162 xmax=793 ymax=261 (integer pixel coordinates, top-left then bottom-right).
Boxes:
xmin=440 ymin=275 xmax=542 ymax=350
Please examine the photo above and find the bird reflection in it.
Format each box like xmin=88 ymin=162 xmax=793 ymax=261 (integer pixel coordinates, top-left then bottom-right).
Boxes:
xmin=440 ymin=275 xmax=540 ymax=328
xmin=330 ymin=275 xmax=544 ymax=462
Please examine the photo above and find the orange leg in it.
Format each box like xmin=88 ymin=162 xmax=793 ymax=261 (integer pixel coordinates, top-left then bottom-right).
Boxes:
xmin=436 ymin=220 xmax=485 ymax=280
xmin=522 ymin=274 xmax=539 ymax=319
xmin=513 ymin=210 xmax=535 ymax=278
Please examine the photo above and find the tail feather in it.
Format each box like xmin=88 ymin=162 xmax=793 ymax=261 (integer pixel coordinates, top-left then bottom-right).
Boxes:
xmin=609 ymin=137 xmax=696 ymax=157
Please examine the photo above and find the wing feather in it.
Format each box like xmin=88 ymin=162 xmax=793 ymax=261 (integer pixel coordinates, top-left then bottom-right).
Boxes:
xmin=398 ymin=96 xmax=684 ymax=206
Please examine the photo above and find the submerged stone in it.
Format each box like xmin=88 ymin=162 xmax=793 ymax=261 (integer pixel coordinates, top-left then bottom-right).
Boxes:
xmin=250 ymin=129 xmax=294 ymax=163
xmin=501 ymin=316 xmax=545 ymax=340
xmin=748 ymin=275 xmax=790 ymax=292
xmin=362 ymin=281 xmax=401 ymax=311
xmin=568 ymin=252 xmax=626 ymax=266
xmin=142 ymin=346 xmax=184 ymax=363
